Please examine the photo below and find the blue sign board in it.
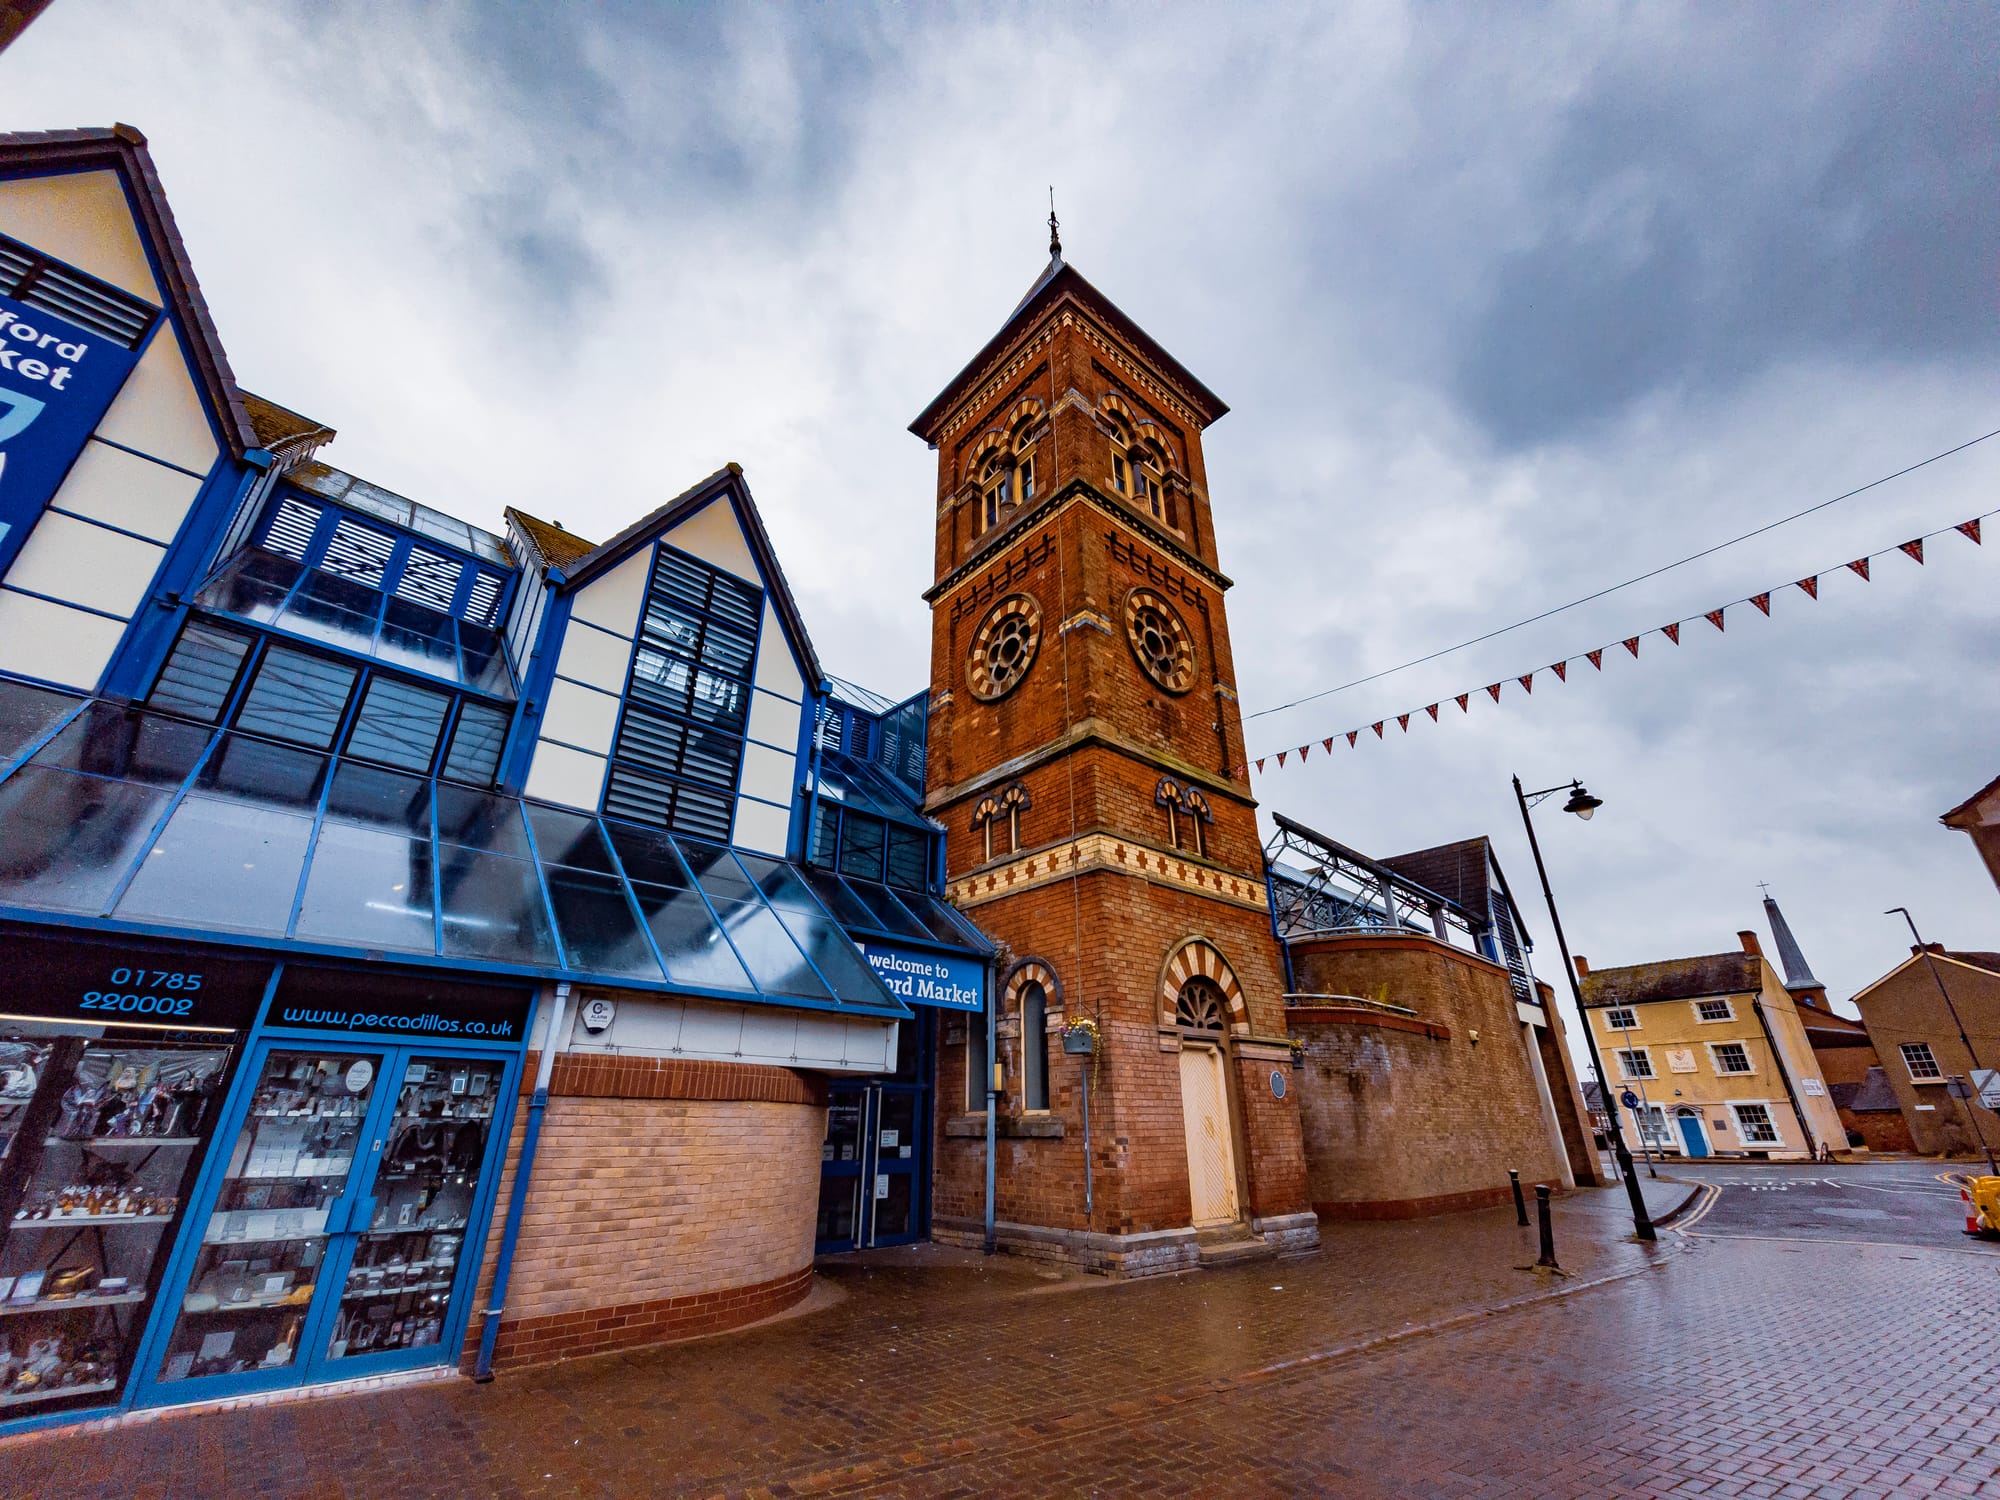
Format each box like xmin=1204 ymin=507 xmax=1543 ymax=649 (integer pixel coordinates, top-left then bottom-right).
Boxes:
xmin=0 ymin=290 xmax=149 ymax=574
xmin=861 ymin=941 xmax=985 ymax=1012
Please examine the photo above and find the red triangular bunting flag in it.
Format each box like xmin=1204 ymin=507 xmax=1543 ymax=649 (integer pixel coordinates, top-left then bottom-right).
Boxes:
xmin=1276 ymin=751 xmax=1286 ymax=766
xmin=1587 ymin=649 xmax=1603 ymax=670
xmin=1662 ymin=622 xmax=1680 ymax=645
xmin=1847 ymin=557 xmax=1870 ymax=581
xmin=1425 ymin=703 xmax=1439 ymax=721
xmin=1705 ymin=609 xmax=1724 ymax=632
xmin=1370 ymin=721 xmax=1384 ymax=738
xmin=1899 ymin=539 xmax=1924 ymax=564
xmin=1323 ymin=738 xmax=1335 ymax=753
xmin=1255 ymin=758 xmax=1265 ymax=773
xmin=1750 ymin=592 xmax=1770 ymax=616
xmin=1397 ymin=713 xmax=1410 ymax=732
xmin=1958 ymin=518 xmax=1981 ymax=545
xmin=1346 ymin=730 xmax=1359 ymax=747
xmin=1551 ymin=661 xmax=1567 ymax=682
xmin=1622 ymin=637 xmax=1640 ymax=657
xmin=1518 ymin=674 xmax=1534 ymax=694
xmin=1798 ymin=576 xmax=1818 ymax=599
xmin=1455 ymin=693 xmax=1470 ymax=712
xmin=1299 ymin=744 xmax=1309 ymax=762
xmin=1486 ymin=683 xmax=1502 ymax=702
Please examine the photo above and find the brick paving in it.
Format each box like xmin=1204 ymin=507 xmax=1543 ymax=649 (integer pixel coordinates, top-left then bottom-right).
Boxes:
xmin=4 ymin=1185 xmax=1994 ymax=1498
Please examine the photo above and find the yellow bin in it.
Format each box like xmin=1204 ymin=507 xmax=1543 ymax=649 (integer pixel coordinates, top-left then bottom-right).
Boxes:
xmin=1966 ymin=1176 xmax=2000 ymax=1237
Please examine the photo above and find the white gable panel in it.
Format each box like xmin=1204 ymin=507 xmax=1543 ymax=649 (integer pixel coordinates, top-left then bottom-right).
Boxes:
xmin=523 ymin=739 xmax=608 ymax=811
xmin=0 ymin=589 xmax=125 ymax=688
xmin=551 ymin=618 xmax=634 ymax=695
xmin=567 ymin=548 xmax=648 ymax=638
xmin=49 ymin=440 xmax=203 ymax=543
xmin=746 ymin=687 xmax=802 ymax=754
xmin=661 ymin=496 xmax=759 ymax=584
xmin=6 ymin=512 xmax=164 ymax=620
xmin=92 ymin=327 xmax=220 ymax=476
xmin=540 ymin=678 xmax=621 ymax=757
xmin=0 ymin=170 xmax=158 ymax=298
xmin=737 ymin=740 xmax=797 ymax=810
xmin=752 ymin=601 xmax=804 ymax=701
xmin=731 ymin=795 xmax=792 ymax=857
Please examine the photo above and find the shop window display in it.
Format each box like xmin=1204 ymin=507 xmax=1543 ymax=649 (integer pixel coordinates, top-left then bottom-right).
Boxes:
xmin=0 ymin=1037 xmax=231 ymax=1412
xmin=158 ymin=1049 xmax=378 ymax=1381
xmin=326 ymin=1055 xmax=500 ymax=1360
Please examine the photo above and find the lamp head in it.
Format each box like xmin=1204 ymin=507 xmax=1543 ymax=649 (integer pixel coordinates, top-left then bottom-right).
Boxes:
xmin=1562 ymin=785 xmax=1603 ymax=821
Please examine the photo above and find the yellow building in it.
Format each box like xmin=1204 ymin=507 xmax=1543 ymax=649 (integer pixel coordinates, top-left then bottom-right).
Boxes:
xmin=1576 ymin=931 xmax=1846 ymax=1161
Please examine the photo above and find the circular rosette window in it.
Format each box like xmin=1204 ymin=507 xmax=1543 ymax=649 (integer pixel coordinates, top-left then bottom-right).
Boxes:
xmin=1124 ymin=588 xmax=1195 ymax=694
xmin=968 ymin=594 xmax=1043 ymax=701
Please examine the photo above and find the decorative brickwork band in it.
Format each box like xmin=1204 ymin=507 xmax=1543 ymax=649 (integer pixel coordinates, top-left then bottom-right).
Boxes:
xmin=467 ymin=1263 xmax=815 ymax=1370
xmin=524 ymin=1051 xmax=828 ymax=1106
xmin=1160 ymin=938 xmax=1249 ymax=1036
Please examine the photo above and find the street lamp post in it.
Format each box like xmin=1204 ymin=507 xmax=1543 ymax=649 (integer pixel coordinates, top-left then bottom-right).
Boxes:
xmin=1612 ymin=1011 xmax=1660 ymax=1178
xmin=1512 ymin=775 xmax=1657 ymax=1243
xmin=1887 ymin=907 xmax=1998 ymax=1175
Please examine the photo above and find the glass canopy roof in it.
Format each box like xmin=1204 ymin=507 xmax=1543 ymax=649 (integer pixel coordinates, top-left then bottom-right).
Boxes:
xmin=797 ymin=864 xmax=992 ymax=955
xmin=193 ymin=550 xmax=515 ymax=698
xmin=814 ymin=748 xmax=939 ymax=833
xmin=0 ymin=681 xmax=907 ymax=1020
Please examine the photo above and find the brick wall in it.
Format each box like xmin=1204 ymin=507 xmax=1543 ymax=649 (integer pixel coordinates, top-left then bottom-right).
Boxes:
xmin=1288 ymin=935 xmax=1570 ymax=1217
xmin=464 ymin=1052 xmax=824 ymax=1370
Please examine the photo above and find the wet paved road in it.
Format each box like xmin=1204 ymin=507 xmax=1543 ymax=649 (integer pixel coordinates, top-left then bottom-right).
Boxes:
xmin=6 ymin=1182 xmax=1994 ymax=1498
xmin=1667 ymin=1158 xmax=1994 ymax=1252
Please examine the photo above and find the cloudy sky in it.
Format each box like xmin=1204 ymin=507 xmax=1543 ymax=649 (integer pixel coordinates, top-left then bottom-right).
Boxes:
xmin=8 ymin=3 xmax=1996 ymax=1027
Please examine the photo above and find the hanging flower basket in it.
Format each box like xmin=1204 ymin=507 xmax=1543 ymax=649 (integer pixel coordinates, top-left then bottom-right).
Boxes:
xmin=1062 ymin=1017 xmax=1100 ymax=1055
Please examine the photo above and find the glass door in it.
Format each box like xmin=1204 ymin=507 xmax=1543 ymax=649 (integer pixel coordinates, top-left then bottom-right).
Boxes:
xmin=814 ymin=1085 xmax=871 ymax=1254
xmin=320 ymin=1053 xmax=504 ymax=1372
xmin=151 ymin=1044 xmax=387 ymax=1394
xmin=869 ymin=1086 xmax=923 ymax=1247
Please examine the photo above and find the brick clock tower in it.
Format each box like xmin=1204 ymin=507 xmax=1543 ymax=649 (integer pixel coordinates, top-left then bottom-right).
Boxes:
xmin=912 ymin=231 xmax=1318 ymax=1272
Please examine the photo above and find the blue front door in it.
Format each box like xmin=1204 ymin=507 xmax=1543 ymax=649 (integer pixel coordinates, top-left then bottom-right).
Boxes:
xmin=1677 ymin=1113 xmax=1710 ymax=1158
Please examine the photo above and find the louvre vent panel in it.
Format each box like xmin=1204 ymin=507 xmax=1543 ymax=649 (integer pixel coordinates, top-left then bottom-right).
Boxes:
xmin=465 ymin=573 xmax=503 ymax=626
xmin=321 ymin=519 xmax=398 ymax=587
xmin=394 ymin=547 xmax=462 ymax=613
xmin=262 ymin=496 xmax=321 ymax=561
xmin=0 ymin=232 xmax=158 ymax=347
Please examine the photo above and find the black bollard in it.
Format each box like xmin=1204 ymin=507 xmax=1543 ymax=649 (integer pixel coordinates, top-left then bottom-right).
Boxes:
xmin=1535 ymin=1184 xmax=1559 ymax=1270
xmin=1510 ymin=1168 xmax=1528 ymax=1226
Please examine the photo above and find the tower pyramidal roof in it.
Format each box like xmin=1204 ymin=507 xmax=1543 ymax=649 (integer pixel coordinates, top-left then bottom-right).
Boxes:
xmin=1762 ymin=894 xmax=1825 ymax=994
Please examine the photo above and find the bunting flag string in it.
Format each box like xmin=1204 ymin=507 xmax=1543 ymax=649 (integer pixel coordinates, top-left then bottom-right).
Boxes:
xmin=1240 ymin=505 xmax=1997 ymax=777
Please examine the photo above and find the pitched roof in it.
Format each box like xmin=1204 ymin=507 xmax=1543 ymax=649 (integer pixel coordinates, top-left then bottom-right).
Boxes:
xmin=1830 ymin=1066 xmax=1902 ymax=1114
xmin=0 ymin=124 xmax=256 ymax=457
xmin=504 ymin=507 xmax=597 ymax=571
xmin=239 ymin=391 xmax=334 ymax=455
xmin=1580 ymin=952 xmax=1761 ymax=1009
xmin=561 ymin=464 xmax=824 ymax=690
xmin=1381 ymin=838 xmax=1496 ymax=926
xmin=1942 ymin=770 xmax=2000 ymax=827
xmin=908 ymin=254 xmax=1229 ymax=441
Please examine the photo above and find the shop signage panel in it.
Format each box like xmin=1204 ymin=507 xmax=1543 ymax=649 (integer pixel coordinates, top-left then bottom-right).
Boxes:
xmin=2 ymin=930 xmax=271 ymax=1031
xmin=860 ymin=942 xmax=984 ymax=1012
xmin=0 ymin=288 xmax=150 ymax=573
xmin=269 ymin=967 xmax=533 ymax=1043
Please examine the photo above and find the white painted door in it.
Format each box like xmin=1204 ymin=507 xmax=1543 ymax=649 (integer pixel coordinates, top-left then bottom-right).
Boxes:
xmin=1178 ymin=1043 xmax=1239 ymax=1226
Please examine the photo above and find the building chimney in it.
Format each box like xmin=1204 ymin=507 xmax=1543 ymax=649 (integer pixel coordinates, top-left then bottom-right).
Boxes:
xmin=1738 ymin=930 xmax=1762 ymax=957
xmin=1573 ymin=955 xmax=1590 ymax=978
xmin=1913 ymin=942 xmax=1946 ymax=957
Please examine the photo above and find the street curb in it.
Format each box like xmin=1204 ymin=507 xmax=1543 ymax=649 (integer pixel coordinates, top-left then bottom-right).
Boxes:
xmin=1648 ymin=1177 xmax=1706 ymax=1228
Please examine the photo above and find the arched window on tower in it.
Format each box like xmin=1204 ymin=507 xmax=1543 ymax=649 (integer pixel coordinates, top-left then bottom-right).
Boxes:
xmin=1020 ymin=979 xmax=1049 ymax=1111
xmin=1107 ymin=416 xmax=1133 ymax=498
xmin=1176 ymin=975 xmax=1229 ymax=1033
xmin=998 ymin=780 xmax=1030 ymax=854
xmin=1131 ymin=440 xmax=1170 ymax=526
xmin=971 ymin=795 xmax=1002 ymax=862
xmin=1182 ymin=789 xmax=1211 ymax=858
xmin=979 ymin=454 xmax=1012 ymax=535
xmin=1155 ymin=777 xmax=1185 ymax=850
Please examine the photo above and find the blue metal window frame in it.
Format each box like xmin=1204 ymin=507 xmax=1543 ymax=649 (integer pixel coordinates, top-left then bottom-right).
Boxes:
xmin=125 ymin=1001 xmax=530 ymax=1408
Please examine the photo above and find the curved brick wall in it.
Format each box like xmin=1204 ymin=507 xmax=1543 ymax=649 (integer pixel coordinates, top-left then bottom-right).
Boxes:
xmin=467 ymin=1055 xmax=826 ymax=1369
xmin=1287 ymin=935 xmax=1570 ymax=1219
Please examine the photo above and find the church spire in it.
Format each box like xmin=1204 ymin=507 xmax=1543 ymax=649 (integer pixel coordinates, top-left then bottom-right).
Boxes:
xmin=1761 ymin=890 xmax=1824 ymax=997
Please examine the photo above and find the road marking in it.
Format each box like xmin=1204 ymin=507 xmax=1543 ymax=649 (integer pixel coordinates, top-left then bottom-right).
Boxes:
xmin=1676 ymin=1228 xmax=1998 ymax=1258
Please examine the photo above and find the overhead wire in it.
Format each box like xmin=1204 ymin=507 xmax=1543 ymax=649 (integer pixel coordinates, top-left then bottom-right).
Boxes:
xmin=1240 ymin=425 xmax=2000 ymax=725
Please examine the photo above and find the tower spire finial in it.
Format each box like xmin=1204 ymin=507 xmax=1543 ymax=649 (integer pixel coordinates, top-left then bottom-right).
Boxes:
xmin=1048 ymin=186 xmax=1061 ymax=259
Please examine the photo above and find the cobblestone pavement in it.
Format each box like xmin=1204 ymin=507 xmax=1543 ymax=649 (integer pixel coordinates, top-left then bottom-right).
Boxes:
xmin=5 ymin=1183 xmax=1994 ymax=1499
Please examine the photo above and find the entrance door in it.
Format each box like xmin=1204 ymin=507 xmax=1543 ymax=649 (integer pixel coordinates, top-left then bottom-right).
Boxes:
xmin=143 ymin=1041 xmax=507 ymax=1398
xmin=816 ymin=1015 xmax=930 ymax=1254
xmin=1677 ymin=1112 xmax=1711 ymax=1159
xmin=1178 ymin=1043 xmax=1239 ymax=1226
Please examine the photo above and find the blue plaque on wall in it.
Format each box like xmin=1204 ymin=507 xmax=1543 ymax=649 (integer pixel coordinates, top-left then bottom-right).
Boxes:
xmin=0 ymin=289 xmax=151 ymax=575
